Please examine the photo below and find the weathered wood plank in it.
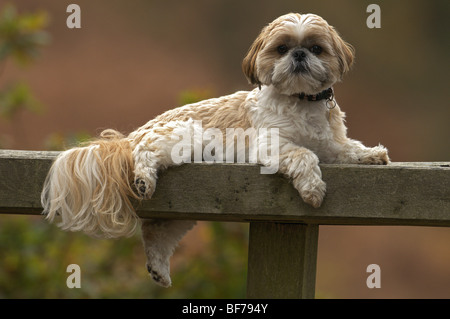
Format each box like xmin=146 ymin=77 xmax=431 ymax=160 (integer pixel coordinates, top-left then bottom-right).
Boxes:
xmin=0 ymin=150 xmax=449 ymax=226
xmin=246 ymin=222 xmax=319 ymax=299
xmin=0 ymin=150 xmax=58 ymax=215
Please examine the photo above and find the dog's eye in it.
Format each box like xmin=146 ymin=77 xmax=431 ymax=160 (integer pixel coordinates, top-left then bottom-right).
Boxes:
xmin=277 ymin=45 xmax=289 ymax=55
xmin=310 ymin=45 xmax=322 ymax=55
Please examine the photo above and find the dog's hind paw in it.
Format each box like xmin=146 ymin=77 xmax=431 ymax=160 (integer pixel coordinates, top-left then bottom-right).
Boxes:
xmin=134 ymin=176 xmax=156 ymax=199
xmin=146 ymin=262 xmax=172 ymax=288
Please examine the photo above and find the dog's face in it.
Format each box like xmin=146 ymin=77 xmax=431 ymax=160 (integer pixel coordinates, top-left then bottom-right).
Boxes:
xmin=243 ymin=13 xmax=355 ymax=95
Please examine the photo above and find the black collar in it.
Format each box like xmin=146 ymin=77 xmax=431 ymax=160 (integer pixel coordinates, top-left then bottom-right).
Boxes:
xmin=294 ymin=87 xmax=333 ymax=101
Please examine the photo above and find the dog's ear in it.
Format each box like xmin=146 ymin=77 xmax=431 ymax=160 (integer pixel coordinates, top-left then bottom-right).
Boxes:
xmin=242 ymin=27 xmax=268 ymax=87
xmin=330 ymin=26 xmax=355 ymax=79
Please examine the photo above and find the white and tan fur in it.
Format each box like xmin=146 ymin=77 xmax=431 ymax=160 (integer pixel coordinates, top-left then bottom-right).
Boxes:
xmin=42 ymin=13 xmax=389 ymax=287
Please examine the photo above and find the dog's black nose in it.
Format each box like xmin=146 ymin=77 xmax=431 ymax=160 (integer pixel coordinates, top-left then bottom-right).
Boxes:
xmin=293 ymin=49 xmax=307 ymax=61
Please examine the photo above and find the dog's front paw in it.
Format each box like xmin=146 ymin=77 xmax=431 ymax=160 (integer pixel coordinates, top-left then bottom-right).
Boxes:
xmin=146 ymin=261 xmax=171 ymax=288
xmin=358 ymin=145 xmax=390 ymax=165
xmin=294 ymin=175 xmax=326 ymax=208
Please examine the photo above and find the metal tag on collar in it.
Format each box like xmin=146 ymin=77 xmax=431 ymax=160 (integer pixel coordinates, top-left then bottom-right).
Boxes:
xmin=325 ymin=88 xmax=336 ymax=110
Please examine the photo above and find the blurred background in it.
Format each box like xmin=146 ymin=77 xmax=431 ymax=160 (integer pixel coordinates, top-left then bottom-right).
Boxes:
xmin=0 ymin=0 xmax=449 ymax=298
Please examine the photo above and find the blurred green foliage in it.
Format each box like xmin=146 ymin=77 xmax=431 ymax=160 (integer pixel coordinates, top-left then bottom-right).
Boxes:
xmin=44 ymin=131 xmax=93 ymax=151
xmin=0 ymin=4 xmax=50 ymax=65
xmin=0 ymin=3 xmax=91 ymax=150
xmin=170 ymin=222 xmax=248 ymax=299
xmin=0 ymin=81 xmax=44 ymax=119
xmin=178 ymin=89 xmax=214 ymax=106
xmin=0 ymin=3 xmax=49 ymax=147
xmin=0 ymin=216 xmax=248 ymax=298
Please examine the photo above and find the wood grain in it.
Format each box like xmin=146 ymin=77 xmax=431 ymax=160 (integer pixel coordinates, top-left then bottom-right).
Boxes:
xmin=247 ymin=223 xmax=318 ymax=299
xmin=0 ymin=150 xmax=449 ymax=227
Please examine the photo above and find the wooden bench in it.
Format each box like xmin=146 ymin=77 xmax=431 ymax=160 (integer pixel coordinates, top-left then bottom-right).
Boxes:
xmin=0 ymin=149 xmax=449 ymax=298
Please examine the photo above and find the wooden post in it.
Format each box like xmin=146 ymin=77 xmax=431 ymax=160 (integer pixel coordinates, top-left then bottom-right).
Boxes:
xmin=246 ymin=222 xmax=319 ymax=299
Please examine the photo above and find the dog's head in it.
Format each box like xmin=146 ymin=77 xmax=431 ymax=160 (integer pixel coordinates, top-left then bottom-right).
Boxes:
xmin=242 ymin=13 xmax=354 ymax=95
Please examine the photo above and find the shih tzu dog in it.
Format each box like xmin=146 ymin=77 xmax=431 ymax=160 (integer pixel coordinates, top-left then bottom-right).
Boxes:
xmin=42 ymin=13 xmax=389 ymax=287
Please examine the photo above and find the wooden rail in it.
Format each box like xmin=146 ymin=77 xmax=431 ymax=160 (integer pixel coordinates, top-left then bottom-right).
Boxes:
xmin=0 ymin=149 xmax=449 ymax=298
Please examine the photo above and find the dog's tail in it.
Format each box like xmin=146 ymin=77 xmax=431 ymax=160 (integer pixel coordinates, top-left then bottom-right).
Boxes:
xmin=41 ymin=129 xmax=140 ymax=238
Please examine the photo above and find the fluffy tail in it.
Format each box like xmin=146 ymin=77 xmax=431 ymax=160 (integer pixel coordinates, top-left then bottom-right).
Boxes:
xmin=41 ymin=129 xmax=140 ymax=238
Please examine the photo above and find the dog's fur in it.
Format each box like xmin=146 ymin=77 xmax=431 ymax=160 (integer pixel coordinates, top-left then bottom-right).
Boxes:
xmin=42 ymin=13 xmax=389 ymax=287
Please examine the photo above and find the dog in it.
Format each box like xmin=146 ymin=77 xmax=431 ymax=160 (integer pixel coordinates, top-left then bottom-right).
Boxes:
xmin=42 ymin=13 xmax=389 ymax=287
